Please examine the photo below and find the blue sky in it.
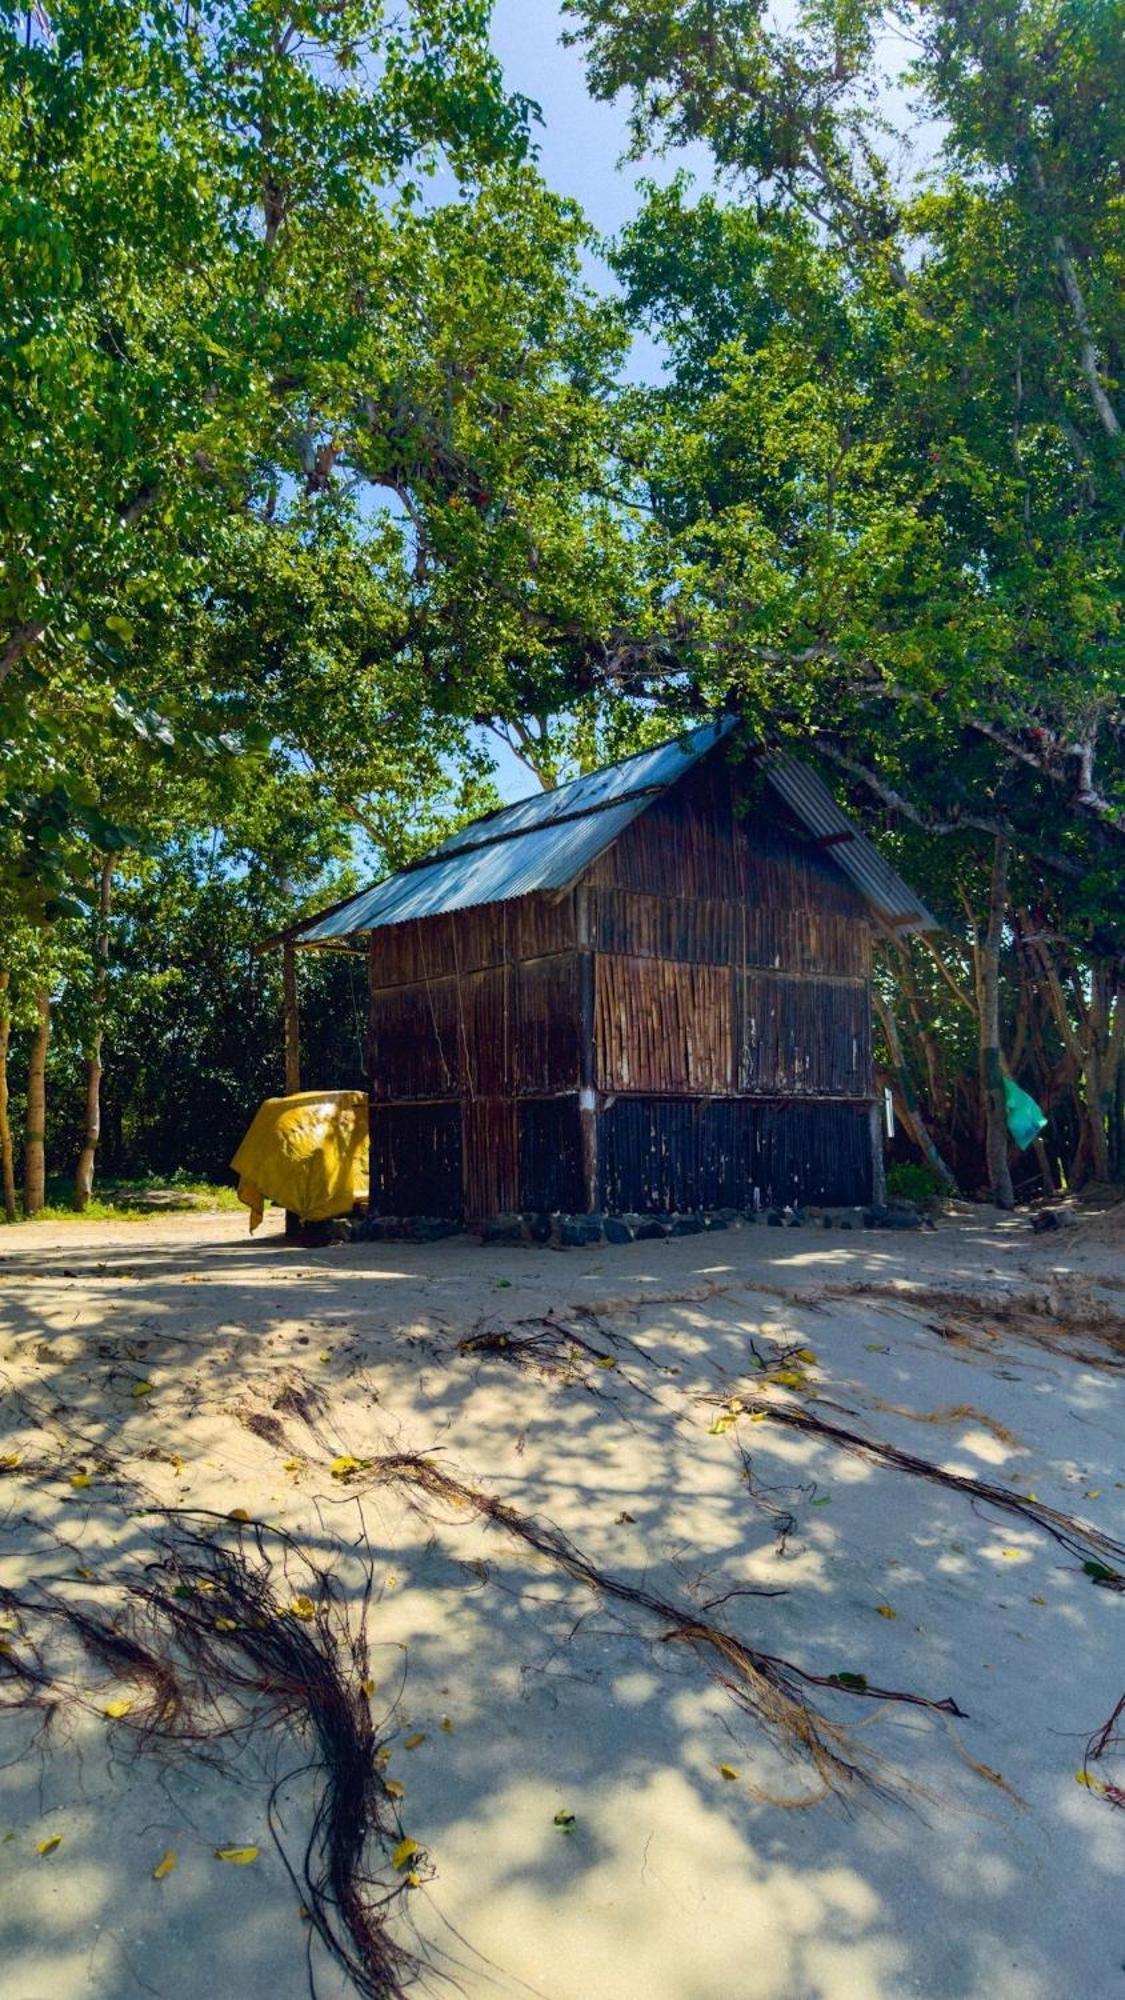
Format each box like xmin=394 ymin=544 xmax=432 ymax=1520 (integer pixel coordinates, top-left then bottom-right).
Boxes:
xmin=475 ymin=5 xmax=707 ymax=800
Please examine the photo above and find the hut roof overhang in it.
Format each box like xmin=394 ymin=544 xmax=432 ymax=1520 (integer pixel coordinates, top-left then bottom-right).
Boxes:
xmin=288 ymin=719 xmax=938 ymax=945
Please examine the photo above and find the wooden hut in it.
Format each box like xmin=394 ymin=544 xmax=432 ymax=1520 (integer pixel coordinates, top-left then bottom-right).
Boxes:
xmin=282 ymin=719 xmax=935 ymax=1221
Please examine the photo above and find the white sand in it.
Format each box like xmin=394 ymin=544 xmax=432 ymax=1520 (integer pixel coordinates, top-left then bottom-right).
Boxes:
xmin=0 ymin=1205 xmax=1121 ymax=1999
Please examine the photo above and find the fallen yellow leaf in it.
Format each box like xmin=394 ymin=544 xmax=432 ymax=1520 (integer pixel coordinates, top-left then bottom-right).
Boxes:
xmin=392 ymin=1838 xmax=419 ymax=1871
xmin=331 ymin=1455 xmax=361 ymax=1479
xmin=69 ymin=1472 xmax=92 ymax=1490
xmin=288 ymin=1596 xmax=316 ymax=1622
xmin=595 ymin=1355 xmax=616 ymax=1370
xmin=131 ymin=1381 xmax=153 ymax=1399
xmin=227 ymin=1508 xmax=251 ymax=1523
xmin=876 ymin=1604 xmax=897 ymax=1620
xmin=1075 ymin=1770 xmax=1106 ymax=1793
xmin=1085 ymin=1489 xmax=1101 ymax=1500
xmin=36 ymin=1835 xmax=62 ymax=1856
xmin=999 ymin=1549 xmax=1022 ymax=1560
xmin=403 ymin=1732 xmax=426 ymax=1750
xmin=103 ymin=1698 xmax=133 ymax=1719
xmin=794 ymin=1349 xmax=818 ymax=1365
xmin=152 ymin=1849 xmax=177 ymax=1880
xmin=718 ymin=1763 xmax=740 ymax=1781
xmin=0 ymin=1453 xmax=21 ymax=1470
xmin=439 ymin=1716 xmax=454 ymax=1733
xmin=214 ymin=1618 xmax=237 ymax=1632
xmin=360 ymin=1677 xmax=376 ymax=1697
xmin=384 ymin=1779 xmax=405 ymax=1801
xmin=214 ymin=1846 xmax=259 ymax=1865
xmin=283 ymin=1458 xmax=302 ymax=1473
xmin=1029 ymin=1594 xmax=1047 ymax=1606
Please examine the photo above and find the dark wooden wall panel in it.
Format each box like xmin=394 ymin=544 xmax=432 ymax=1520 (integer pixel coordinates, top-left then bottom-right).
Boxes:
xmin=463 ymin=1099 xmax=518 ymax=1218
xmin=369 ymin=893 xmax=576 ymax=991
xmin=738 ymin=974 xmax=871 ymax=1097
xmin=369 ymin=977 xmax=459 ymax=1100
xmin=518 ymin=1097 xmax=585 ymax=1212
xmin=740 ymin=813 xmax=864 ymax=920
xmin=754 ymin=1101 xmax=873 ymax=1207
xmin=595 ymin=956 xmax=732 ymax=1093
xmin=744 ymin=907 xmax=869 ymax=979
xmin=598 ymin=1096 xmax=872 ymax=1213
xmin=591 ymin=888 xmax=742 ymax=966
xmin=372 ymin=1102 xmax=462 ymax=1217
xmin=458 ymin=968 xmax=511 ymax=1098
xmin=515 ymin=954 xmax=581 ymax=1094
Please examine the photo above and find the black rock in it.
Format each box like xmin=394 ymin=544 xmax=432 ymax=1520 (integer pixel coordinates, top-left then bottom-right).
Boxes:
xmin=604 ymin=1217 xmax=633 ymax=1244
xmin=632 ymin=1218 xmax=670 ymax=1241
xmin=479 ymin=1213 xmax=524 ymax=1246
xmin=766 ymin=1210 xmax=783 ymax=1227
xmin=838 ymin=1218 xmax=854 ymax=1231
xmin=523 ymin=1211 xmax=554 ymax=1244
xmin=821 ymin=1216 xmax=834 ymax=1229
xmin=560 ymin=1216 xmax=604 ymax=1247
xmin=671 ymin=1214 xmax=705 ymax=1236
xmin=1031 ymin=1208 xmax=1064 ymax=1233
xmin=704 ymin=1214 xmax=729 ymax=1231
xmin=410 ymin=1217 xmax=461 ymax=1242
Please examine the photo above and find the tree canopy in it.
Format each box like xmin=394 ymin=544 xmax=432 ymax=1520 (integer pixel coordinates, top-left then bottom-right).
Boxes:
xmin=2 ymin=0 xmax=1123 ymax=1207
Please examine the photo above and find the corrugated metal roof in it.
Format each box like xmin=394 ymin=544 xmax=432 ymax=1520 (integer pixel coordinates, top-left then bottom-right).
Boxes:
xmin=293 ymin=716 xmax=936 ymax=942
xmin=760 ymin=754 xmax=937 ymax=931
xmin=297 ymin=798 xmax=651 ymax=940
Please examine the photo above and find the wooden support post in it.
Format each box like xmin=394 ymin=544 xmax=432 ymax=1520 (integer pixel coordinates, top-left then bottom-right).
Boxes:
xmin=282 ymin=940 xmax=301 ymax=1094
xmin=868 ymin=1098 xmax=886 ymax=1208
xmin=282 ymin=941 xmax=302 ymax=1238
xmin=576 ymin=888 xmax=599 ymax=1214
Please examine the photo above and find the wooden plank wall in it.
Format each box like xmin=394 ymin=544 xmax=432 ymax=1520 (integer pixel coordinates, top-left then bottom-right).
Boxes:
xmin=588 ymin=759 xmax=873 ymax=1103
xmin=599 ymin=1099 xmax=873 ymax=1211
xmin=368 ymin=893 xmax=584 ymax=1218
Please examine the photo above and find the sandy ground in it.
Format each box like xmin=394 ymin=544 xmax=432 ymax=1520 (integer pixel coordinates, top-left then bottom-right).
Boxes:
xmin=0 ymin=1203 xmax=1122 ymax=2000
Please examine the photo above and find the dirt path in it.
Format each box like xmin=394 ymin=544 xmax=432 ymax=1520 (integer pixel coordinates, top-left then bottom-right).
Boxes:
xmin=0 ymin=1207 xmax=1122 ymax=1999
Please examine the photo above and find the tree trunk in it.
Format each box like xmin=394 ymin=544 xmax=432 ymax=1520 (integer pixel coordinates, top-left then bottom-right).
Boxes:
xmin=23 ymin=987 xmax=50 ymax=1217
xmin=981 ymin=837 xmax=1014 ymax=1208
xmin=873 ymin=990 xmax=960 ymax=1194
xmin=74 ymin=857 xmax=114 ymax=1211
xmin=0 ymin=971 xmax=16 ymax=1221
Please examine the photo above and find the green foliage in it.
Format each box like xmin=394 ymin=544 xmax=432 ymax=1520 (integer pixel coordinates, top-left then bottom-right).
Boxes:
xmin=884 ymin=1162 xmax=946 ymax=1209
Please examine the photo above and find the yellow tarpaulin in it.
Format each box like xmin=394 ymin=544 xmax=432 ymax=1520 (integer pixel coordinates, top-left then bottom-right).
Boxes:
xmin=231 ymin=1091 xmax=369 ymax=1231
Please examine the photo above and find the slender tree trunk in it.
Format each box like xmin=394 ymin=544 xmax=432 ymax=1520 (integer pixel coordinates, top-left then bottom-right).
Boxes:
xmin=873 ymin=989 xmax=960 ymax=1194
xmin=74 ymin=857 xmax=114 ymax=1211
xmin=981 ymin=837 xmax=1015 ymax=1209
xmin=23 ymin=988 xmax=50 ymax=1217
xmin=0 ymin=971 xmax=16 ymax=1221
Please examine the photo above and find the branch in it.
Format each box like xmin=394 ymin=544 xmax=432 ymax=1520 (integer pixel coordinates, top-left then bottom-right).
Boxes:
xmin=813 ymin=737 xmax=1087 ymax=879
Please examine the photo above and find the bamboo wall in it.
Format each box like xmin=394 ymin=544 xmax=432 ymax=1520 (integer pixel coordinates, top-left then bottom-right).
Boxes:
xmin=368 ymin=751 xmax=876 ymax=1217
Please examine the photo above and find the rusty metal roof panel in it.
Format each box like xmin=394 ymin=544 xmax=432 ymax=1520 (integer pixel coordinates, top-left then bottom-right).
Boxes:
xmin=761 ymin=753 xmax=938 ymax=932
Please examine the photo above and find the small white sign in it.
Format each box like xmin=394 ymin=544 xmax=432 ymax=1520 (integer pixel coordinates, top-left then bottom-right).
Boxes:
xmin=884 ymin=1087 xmax=895 ymax=1138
